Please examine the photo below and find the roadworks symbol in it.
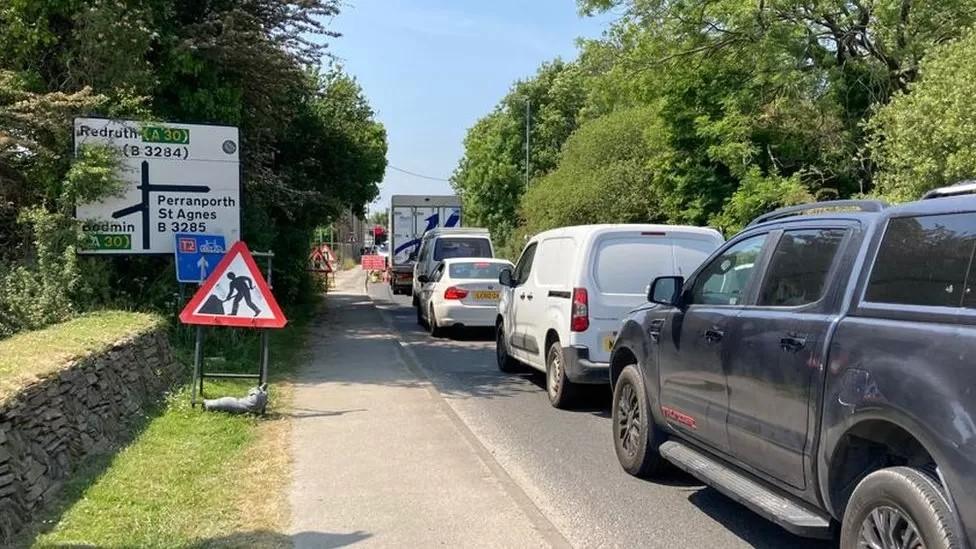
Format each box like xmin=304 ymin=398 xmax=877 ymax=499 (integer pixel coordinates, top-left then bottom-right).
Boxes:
xmin=180 ymin=241 xmax=287 ymax=329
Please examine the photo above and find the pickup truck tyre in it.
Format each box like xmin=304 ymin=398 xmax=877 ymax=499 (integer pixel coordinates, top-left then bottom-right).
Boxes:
xmin=840 ymin=466 xmax=961 ymax=549
xmin=546 ymin=341 xmax=578 ymax=409
xmin=612 ymin=365 xmax=666 ymax=478
xmin=495 ymin=323 xmax=520 ymax=373
xmin=428 ymin=305 xmax=444 ymax=338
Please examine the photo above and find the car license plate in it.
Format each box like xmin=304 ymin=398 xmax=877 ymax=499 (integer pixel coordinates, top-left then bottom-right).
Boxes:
xmin=602 ymin=332 xmax=618 ymax=353
xmin=474 ymin=290 xmax=499 ymax=300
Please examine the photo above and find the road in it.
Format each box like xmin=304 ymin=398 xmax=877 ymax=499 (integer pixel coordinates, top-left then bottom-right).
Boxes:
xmin=367 ymin=280 xmax=836 ymax=549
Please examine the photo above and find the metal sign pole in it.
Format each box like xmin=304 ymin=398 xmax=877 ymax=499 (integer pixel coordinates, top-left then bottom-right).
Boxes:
xmin=191 ymin=325 xmax=204 ymax=407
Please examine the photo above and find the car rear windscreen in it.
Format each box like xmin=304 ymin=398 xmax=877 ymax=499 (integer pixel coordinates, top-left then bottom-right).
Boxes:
xmin=449 ymin=262 xmax=509 ymax=279
xmin=433 ymin=238 xmax=492 ymax=261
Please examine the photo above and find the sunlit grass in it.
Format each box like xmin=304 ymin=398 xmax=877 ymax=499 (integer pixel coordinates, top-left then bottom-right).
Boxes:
xmin=0 ymin=311 xmax=163 ymax=402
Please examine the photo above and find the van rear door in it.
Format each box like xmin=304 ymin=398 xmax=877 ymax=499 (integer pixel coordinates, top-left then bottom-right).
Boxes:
xmin=587 ymin=233 xmax=677 ymax=363
xmin=587 ymin=232 xmax=719 ymax=363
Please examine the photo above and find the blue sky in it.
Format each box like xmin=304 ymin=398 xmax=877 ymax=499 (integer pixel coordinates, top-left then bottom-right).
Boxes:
xmin=325 ymin=1 xmax=614 ymax=214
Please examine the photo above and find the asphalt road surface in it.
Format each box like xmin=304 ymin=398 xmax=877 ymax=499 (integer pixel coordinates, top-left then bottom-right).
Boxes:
xmin=367 ymin=281 xmax=836 ymax=549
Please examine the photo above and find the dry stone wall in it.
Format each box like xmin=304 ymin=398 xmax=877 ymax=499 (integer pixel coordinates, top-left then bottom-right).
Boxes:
xmin=0 ymin=329 xmax=182 ymax=540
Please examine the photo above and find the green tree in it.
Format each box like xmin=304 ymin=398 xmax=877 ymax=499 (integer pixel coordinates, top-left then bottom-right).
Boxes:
xmin=868 ymin=32 xmax=976 ymax=201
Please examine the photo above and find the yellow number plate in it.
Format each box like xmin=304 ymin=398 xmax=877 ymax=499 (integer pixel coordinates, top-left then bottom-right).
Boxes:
xmin=602 ymin=332 xmax=618 ymax=352
xmin=474 ymin=290 xmax=500 ymax=300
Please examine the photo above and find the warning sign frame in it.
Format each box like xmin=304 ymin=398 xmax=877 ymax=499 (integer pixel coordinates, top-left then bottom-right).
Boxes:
xmin=180 ymin=241 xmax=287 ymax=328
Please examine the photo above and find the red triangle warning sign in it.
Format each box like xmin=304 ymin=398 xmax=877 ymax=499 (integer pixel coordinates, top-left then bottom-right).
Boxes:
xmin=180 ymin=241 xmax=287 ymax=329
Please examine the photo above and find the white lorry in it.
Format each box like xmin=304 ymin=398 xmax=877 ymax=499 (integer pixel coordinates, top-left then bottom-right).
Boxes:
xmin=388 ymin=195 xmax=462 ymax=295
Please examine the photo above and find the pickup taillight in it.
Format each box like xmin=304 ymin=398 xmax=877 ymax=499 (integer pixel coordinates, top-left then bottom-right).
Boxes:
xmin=571 ymin=288 xmax=589 ymax=332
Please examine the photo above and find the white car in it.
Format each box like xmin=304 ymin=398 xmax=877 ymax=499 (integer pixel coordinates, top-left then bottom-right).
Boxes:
xmin=417 ymin=258 xmax=514 ymax=337
xmin=496 ymin=224 xmax=725 ymax=408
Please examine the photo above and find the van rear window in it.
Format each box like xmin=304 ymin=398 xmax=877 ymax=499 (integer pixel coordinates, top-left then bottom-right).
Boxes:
xmin=433 ymin=238 xmax=492 ymax=261
xmin=594 ymin=239 xmax=675 ymax=295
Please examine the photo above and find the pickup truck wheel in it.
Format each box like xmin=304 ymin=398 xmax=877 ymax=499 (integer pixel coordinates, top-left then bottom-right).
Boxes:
xmin=840 ymin=466 xmax=961 ymax=549
xmin=546 ymin=341 xmax=578 ymax=409
xmin=612 ymin=365 xmax=666 ymax=477
xmin=496 ymin=323 xmax=520 ymax=373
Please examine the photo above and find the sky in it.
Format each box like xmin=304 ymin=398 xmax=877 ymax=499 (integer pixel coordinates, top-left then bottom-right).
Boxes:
xmin=325 ymin=0 xmax=616 ymax=215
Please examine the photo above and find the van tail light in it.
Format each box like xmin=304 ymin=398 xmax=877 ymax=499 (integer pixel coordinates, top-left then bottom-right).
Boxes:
xmin=444 ymin=286 xmax=469 ymax=300
xmin=571 ymin=288 xmax=589 ymax=332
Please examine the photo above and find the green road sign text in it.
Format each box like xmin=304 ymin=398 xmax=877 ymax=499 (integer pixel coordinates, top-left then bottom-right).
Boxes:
xmin=86 ymin=233 xmax=132 ymax=250
xmin=142 ymin=126 xmax=190 ymax=145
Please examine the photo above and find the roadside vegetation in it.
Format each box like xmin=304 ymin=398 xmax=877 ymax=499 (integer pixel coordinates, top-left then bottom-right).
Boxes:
xmin=23 ymin=300 xmax=317 ymax=548
xmin=453 ymin=0 xmax=976 ymax=256
xmin=0 ymin=0 xmax=386 ymax=338
xmin=0 ymin=311 xmax=162 ymax=400
xmin=0 ymin=0 xmax=381 ymax=542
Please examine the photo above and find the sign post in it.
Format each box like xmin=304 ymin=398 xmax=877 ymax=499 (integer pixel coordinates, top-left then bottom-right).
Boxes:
xmin=74 ymin=118 xmax=241 ymax=254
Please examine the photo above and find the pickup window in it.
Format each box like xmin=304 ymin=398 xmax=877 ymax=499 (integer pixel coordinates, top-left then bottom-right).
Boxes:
xmin=691 ymin=234 xmax=766 ymax=306
xmin=866 ymin=212 xmax=976 ymax=308
xmin=757 ymin=229 xmax=846 ymax=307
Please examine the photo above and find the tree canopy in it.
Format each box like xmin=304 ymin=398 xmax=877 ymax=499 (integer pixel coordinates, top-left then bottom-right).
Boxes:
xmin=455 ymin=0 xmax=976 ymax=254
xmin=0 ymin=0 xmax=386 ymax=336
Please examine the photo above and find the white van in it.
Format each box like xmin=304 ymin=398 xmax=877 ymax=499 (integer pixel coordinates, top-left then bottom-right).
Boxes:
xmin=412 ymin=227 xmax=494 ymax=307
xmin=496 ymin=224 xmax=724 ymax=408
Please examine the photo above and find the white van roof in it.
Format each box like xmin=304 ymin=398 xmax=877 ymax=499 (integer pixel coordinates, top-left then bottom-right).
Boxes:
xmin=422 ymin=227 xmax=491 ymax=240
xmin=530 ymin=224 xmax=722 ymax=242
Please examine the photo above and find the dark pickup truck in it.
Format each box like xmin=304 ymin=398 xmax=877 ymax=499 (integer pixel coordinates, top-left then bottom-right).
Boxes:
xmin=609 ymin=189 xmax=976 ymax=548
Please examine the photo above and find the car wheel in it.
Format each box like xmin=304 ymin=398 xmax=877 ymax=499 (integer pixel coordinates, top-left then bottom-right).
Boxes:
xmin=416 ymin=301 xmax=427 ymax=328
xmin=545 ymin=341 xmax=578 ymax=409
xmin=612 ymin=364 xmax=667 ymax=477
xmin=496 ymin=323 xmax=520 ymax=373
xmin=840 ymin=466 xmax=962 ymax=549
xmin=428 ymin=305 xmax=444 ymax=338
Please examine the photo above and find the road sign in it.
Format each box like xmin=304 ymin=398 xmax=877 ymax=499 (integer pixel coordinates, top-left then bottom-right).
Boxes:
xmin=174 ymin=233 xmax=227 ymax=283
xmin=180 ymin=241 xmax=287 ymax=328
xmin=361 ymin=255 xmax=386 ymax=271
xmin=74 ymin=118 xmax=241 ymax=254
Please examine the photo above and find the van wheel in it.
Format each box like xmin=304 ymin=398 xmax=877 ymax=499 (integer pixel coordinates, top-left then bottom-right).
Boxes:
xmin=840 ymin=466 xmax=961 ymax=549
xmin=545 ymin=341 xmax=578 ymax=409
xmin=496 ymin=323 xmax=520 ymax=373
xmin=428 ymin=305 xmax=444 ymax=338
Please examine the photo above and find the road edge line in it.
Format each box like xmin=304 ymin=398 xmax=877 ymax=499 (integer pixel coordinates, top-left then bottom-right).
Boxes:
xmin=366 ymin=283 xmax=573 ymax=549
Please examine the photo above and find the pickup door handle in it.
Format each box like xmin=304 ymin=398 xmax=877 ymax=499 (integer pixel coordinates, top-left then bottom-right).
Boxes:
xmin=780 ymin=335 xmax=807 ymax=353
xmin=703 ymin=328 xmax=724 ymax=343
xmin=519 ymin=293 xmax=526 ymax=300
xmin=526 ymin=293 xmax=534 ymax=300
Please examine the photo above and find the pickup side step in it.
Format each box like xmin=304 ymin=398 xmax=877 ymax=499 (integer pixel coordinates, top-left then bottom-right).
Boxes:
xmin=659 ymin=440 xmax=833 ymax=539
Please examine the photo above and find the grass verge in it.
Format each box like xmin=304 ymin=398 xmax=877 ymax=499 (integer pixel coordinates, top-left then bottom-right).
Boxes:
xmin=0 ymin=311 xmax=162 ymax=402
xmin=28 ymin=300 xmax=319 ymax=548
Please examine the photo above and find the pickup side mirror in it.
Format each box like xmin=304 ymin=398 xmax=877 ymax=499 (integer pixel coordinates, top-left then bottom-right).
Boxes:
xmin=417 ymin=274 xmax=430 ymax=284
xmin=648 ymin=276 xmax=684 ymax=307
xmin=499 ymin=268 xmax=515 ymax=288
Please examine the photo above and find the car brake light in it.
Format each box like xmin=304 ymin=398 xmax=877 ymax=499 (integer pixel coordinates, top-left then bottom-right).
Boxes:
xmin=444 ymin=286 xmax=468 ymax=300
xmin=571 ymin=288 xmax=589 ymax=332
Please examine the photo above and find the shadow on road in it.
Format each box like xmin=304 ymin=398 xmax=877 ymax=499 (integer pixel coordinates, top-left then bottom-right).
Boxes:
xmin=191 ymin=529 xmax=371 ymax=548
xmin=687 ymin=490 xmax=836 ymax=549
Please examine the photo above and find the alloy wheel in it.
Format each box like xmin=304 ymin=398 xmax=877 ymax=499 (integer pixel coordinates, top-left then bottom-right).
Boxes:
xmin=617 ymin=382 xmax=642 ymax=457
xmin=857 ymin=506 xmax=924 ymax=549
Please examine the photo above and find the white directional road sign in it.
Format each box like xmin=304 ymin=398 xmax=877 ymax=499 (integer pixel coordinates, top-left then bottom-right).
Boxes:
xmin=74 ymin=118 xmax=241 ymax=254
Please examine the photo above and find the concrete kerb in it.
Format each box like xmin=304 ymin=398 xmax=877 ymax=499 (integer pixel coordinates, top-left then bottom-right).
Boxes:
xmin=368 ymin=286 xmax=573 ymax=549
